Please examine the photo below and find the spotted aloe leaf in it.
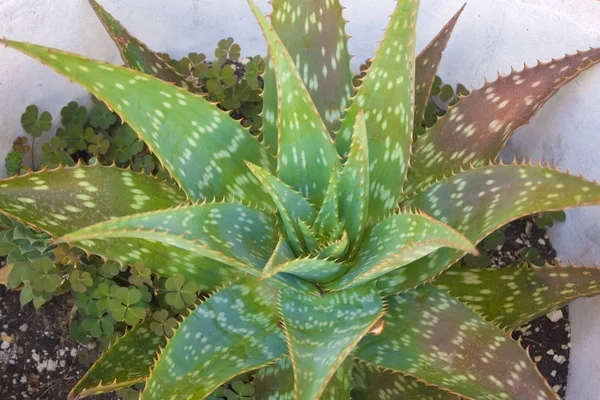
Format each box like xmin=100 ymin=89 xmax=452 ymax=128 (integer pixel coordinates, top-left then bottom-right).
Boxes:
xmin=246 ymin=162 xmax=317 ymax=255
xmin=379 ymin=162 xmax=600 ymax=294
xmin=407 ymin=47 xmax=600 ymax=194
xmin=338 ymin=110 xmax=369 ymax=252
xmin=0 ymin=40 xmax=275 ymax=205
xmin=354 ymin=286 xmax=556 ymax=399
xmin=87 ymin=0 xmax=192 ymax=89
xmin=249 ymin=0 xmax=339 ymax=207
xmin=58 ymin=202 xmax=279 ymax=275
xmin=352 ymin=361 xmax=460 ymax=400
xmin=267 ymin=0 xmax=353 ymax=132
xmin=0 ymin=164 xmax=184 ymax=237
xmin=327 ymin=210 xmax=477 ymax=291
xmin=279 ymin=284 xmax=384 ymax=400
xmin=272 ymin=256 xmax=347 ymax=283
xmin=435 ymin=262 xmax=600 ymax=331
xmin=315 ymin=231 xmax=349 ymax=260
xmin=313 ymin=167 xmax=341 ymax=240
xmin=255 ymin=357 xmax=354 ymax=400
xmin=413 ymin=4 xmax=465 ymax=126
xmin=335 ymin=0 xmax=419 ymax=222
xmin=141 ymin=279 xmax=286 ymax=400
xmin=69 ymin=319 xmax=166 ymax=399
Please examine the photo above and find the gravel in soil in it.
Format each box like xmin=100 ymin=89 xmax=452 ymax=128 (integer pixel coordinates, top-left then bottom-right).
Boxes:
xmin=0 ymin=257 xmax=117 ymax=400
xmin=0 ymin=215 xmax=570 ymax=399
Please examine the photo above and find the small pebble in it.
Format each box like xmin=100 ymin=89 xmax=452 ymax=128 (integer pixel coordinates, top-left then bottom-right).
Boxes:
xmin=19 ymin=323 xmax=28 ymax=332
xmin=538 ymin=238 xmax=546 ymax=245
xmin=1 ymin=341 xmax=10 ymax=350
xmin=546 ymin=309 xmax=563 ymax=322
xmin=554 ymin=355 xmax=567 ymax=364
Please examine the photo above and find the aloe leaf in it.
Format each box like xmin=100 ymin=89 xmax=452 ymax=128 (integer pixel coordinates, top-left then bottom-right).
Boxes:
xmin=338 ymin=110 xmax=369 ymax=252
xmin=354 ymin=286 xmax=556 ymax=399
xmin=261 ymin=58 xmax=279 ymax=157
xmin=87 ymin=0 xmax=192 ymax=89
xmin=407 ymin=47 xmax=600 ymax=193
xmin=269 ymin=0 xmax=353 ymax=131
xmin=0 ymin=164 xmax=184 ymax=237
xmin=313 ymin=166 xmax=341 ymax=240
xmin=279 ymin=284 xmax=384 ymax=400
xmin=335 ymin=0 xmax=419 ymax=222
xmin=69 ymin=319 xmax=165 ymax=399
xmin=298 ymin=218 xmax=319 ymax=251
xmin=246 ymin=162 xmax=317 ymax=255
xmin=142 ymin=278 xmax=286 ymax=400
xmin=352 ymin=361 xmax=460 ymax=400
xmin=435 ymin=262 xmax=600 ymax=331
xmin=327 ymin=210 xmax=476 ymax=291
xmin=380 ymin=162 xmax=600 ymax=295
xmin=249 ymin=0 xmax=339 ymax=207
xmin=59 ymin=202 xmax=279 ymax=276
xmin=255 ymin=357 xmax=353 ymax=400
xmin=0 ymin=40 xmax=275 ymax=205
xmin=315 ymin=230 xmax=349 ymax=260
xmin=262 ymin=235 xmax=296 ymax=278
xmin=254 ymin=358 xmax=295 ymax=400
xmin=274 ymin=256 xmax=347 ymax=283
xmin=414 ymin=4 xmax=465 ymax=126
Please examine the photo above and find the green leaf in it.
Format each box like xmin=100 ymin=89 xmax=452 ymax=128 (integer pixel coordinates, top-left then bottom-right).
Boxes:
xmin=21 ymin=105 xmax=52 ymax=137
xmin=40 ymin=136 xmax=75 ymax=169
xmin=354 ymin=286 xmax=555 ymax=399
xmin=338 ymin=110 xmax=369 ymax=252
xmin=380 ymin=162 xmax=600 ymax=294
xmin=272 ymin=256 xmax=347 ymax=283
xmin=407 ymin=47 xmax=600 ymax=194
xmin=267 ymin=0 xmax=353 ymax=131
xmin=313 ymin=167 xmax=341 ymax=240
xmin=69 ymin=319 xmax=166 ymax=399
xmin=249 ymin=0 xmax=339 ymax=207
xmin=246 ymin=162 xmax=317 ymax=255
xmin=70 ymin=269 xmax=94 ymax=293
xmin=352 ymin=361 xmax=460 ymax=400
xmin=255 ymin=356 xmax=354 ymax=400
xmin=297 ymin=218 xmax=319 ymax=252
xmin=61 ymin=101 xmax=88 ymax=126
xmin=4 ymin=150 xmax=23 ymax=178
xmin=434 ymin=262 xmax=600 ymax=331
xmin=108 ymin=286 xmax=147 ymax=325
xmin=22 ymin=257 xmax=61 ymax=293
xmin=149 ymin=310 xmax=178 ymax=337
xmin=335 ymin=0 xmax=419 ymax=221
xmin=315 ymin=230 xmax=349 ymax=261
xmin=1 ymin=39 xmax=275 ymax=206
xmin=141 ymin=279 xmax=287 ymax=400
xmin=59 ymin=202 xmax=279 ymax=276
xmin=89 ymin=102 xmax=117 ymax=129
xmin=414 ymin=5 xmax=465 ymax=126
xmin=0 ymin=164 xmax=185 ymax=237
xmin=88 ymin=0 xmax=191 ymax=88
xmin=327 ymin=210 xmax=476 ymax=291
xmin=279 ymin=284 xmax=383 ymax=400
xmin=215 ymin=37 xmax=241 ymax=63
xmin=164 ymin=274 xmax=199 ymax=309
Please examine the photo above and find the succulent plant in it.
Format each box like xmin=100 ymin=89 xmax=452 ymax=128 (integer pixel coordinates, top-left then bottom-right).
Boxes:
xmin=1 ymin=0 xmax=600 ymax=399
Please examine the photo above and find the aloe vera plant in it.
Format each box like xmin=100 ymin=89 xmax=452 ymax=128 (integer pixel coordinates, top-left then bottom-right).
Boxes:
xmin=1 ymin=0 xmax=600 ymax=399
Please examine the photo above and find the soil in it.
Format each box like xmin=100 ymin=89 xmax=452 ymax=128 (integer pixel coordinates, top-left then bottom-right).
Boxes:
xmin=0 ymin=215 xmax=570 ymax=399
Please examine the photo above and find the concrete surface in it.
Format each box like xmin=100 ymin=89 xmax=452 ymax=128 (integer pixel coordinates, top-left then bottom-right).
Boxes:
xmin=0 ymin=1 xmax=599 ymax=398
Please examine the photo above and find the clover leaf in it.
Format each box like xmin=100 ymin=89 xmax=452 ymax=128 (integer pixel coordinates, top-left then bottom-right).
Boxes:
xmin=22 ymin=257 xmax=62 ymax=293
xmin=215 ymin=37 xmax=241 ymax=63
xmin=57 ymin=124 xmax=95 ymax=153
xmin=107 ymin=126 xmax=143 ymax=163
xmin=164 ymin=274 xmax=199 ymax=309
xmin=131 ymin=154 xmax=155 ymax=174
xmin=149 ymin=309 xmax=178 ymax=337
xmin=40 ymin=136 xmax=75 ymax=169
xmin=82 ymin=302 xmax=115 ymax=338
xmin=21 ymin=105 xmax=52 ymax=137
xmin=89 ymin=102 xmax=117 ymax=129
xmin=12 ymin=136 xmax=31 ymax=153
xmin=224 ymin=381 xmax=255 ymax=399
xmin=128 ymin=262 xmax=152 ymax=286
xmin=206 ymin=64 xmax=236 ymax=95
xmin=108 ymin=286 xmax=147 ymax=326
xmin=244 ymin=56 xmax=265 ymax=91
xmin=60 ymin=101 xmax=88 ymax=126
xmin=87 ymin=133 xmax=110 ymax=157
xmin=70 ymin=269 xmax=94 ymax=293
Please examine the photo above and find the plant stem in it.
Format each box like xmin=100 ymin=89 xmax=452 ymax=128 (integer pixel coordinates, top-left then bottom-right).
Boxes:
xmin=31 ymin=137 xmax=35 ymax=170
